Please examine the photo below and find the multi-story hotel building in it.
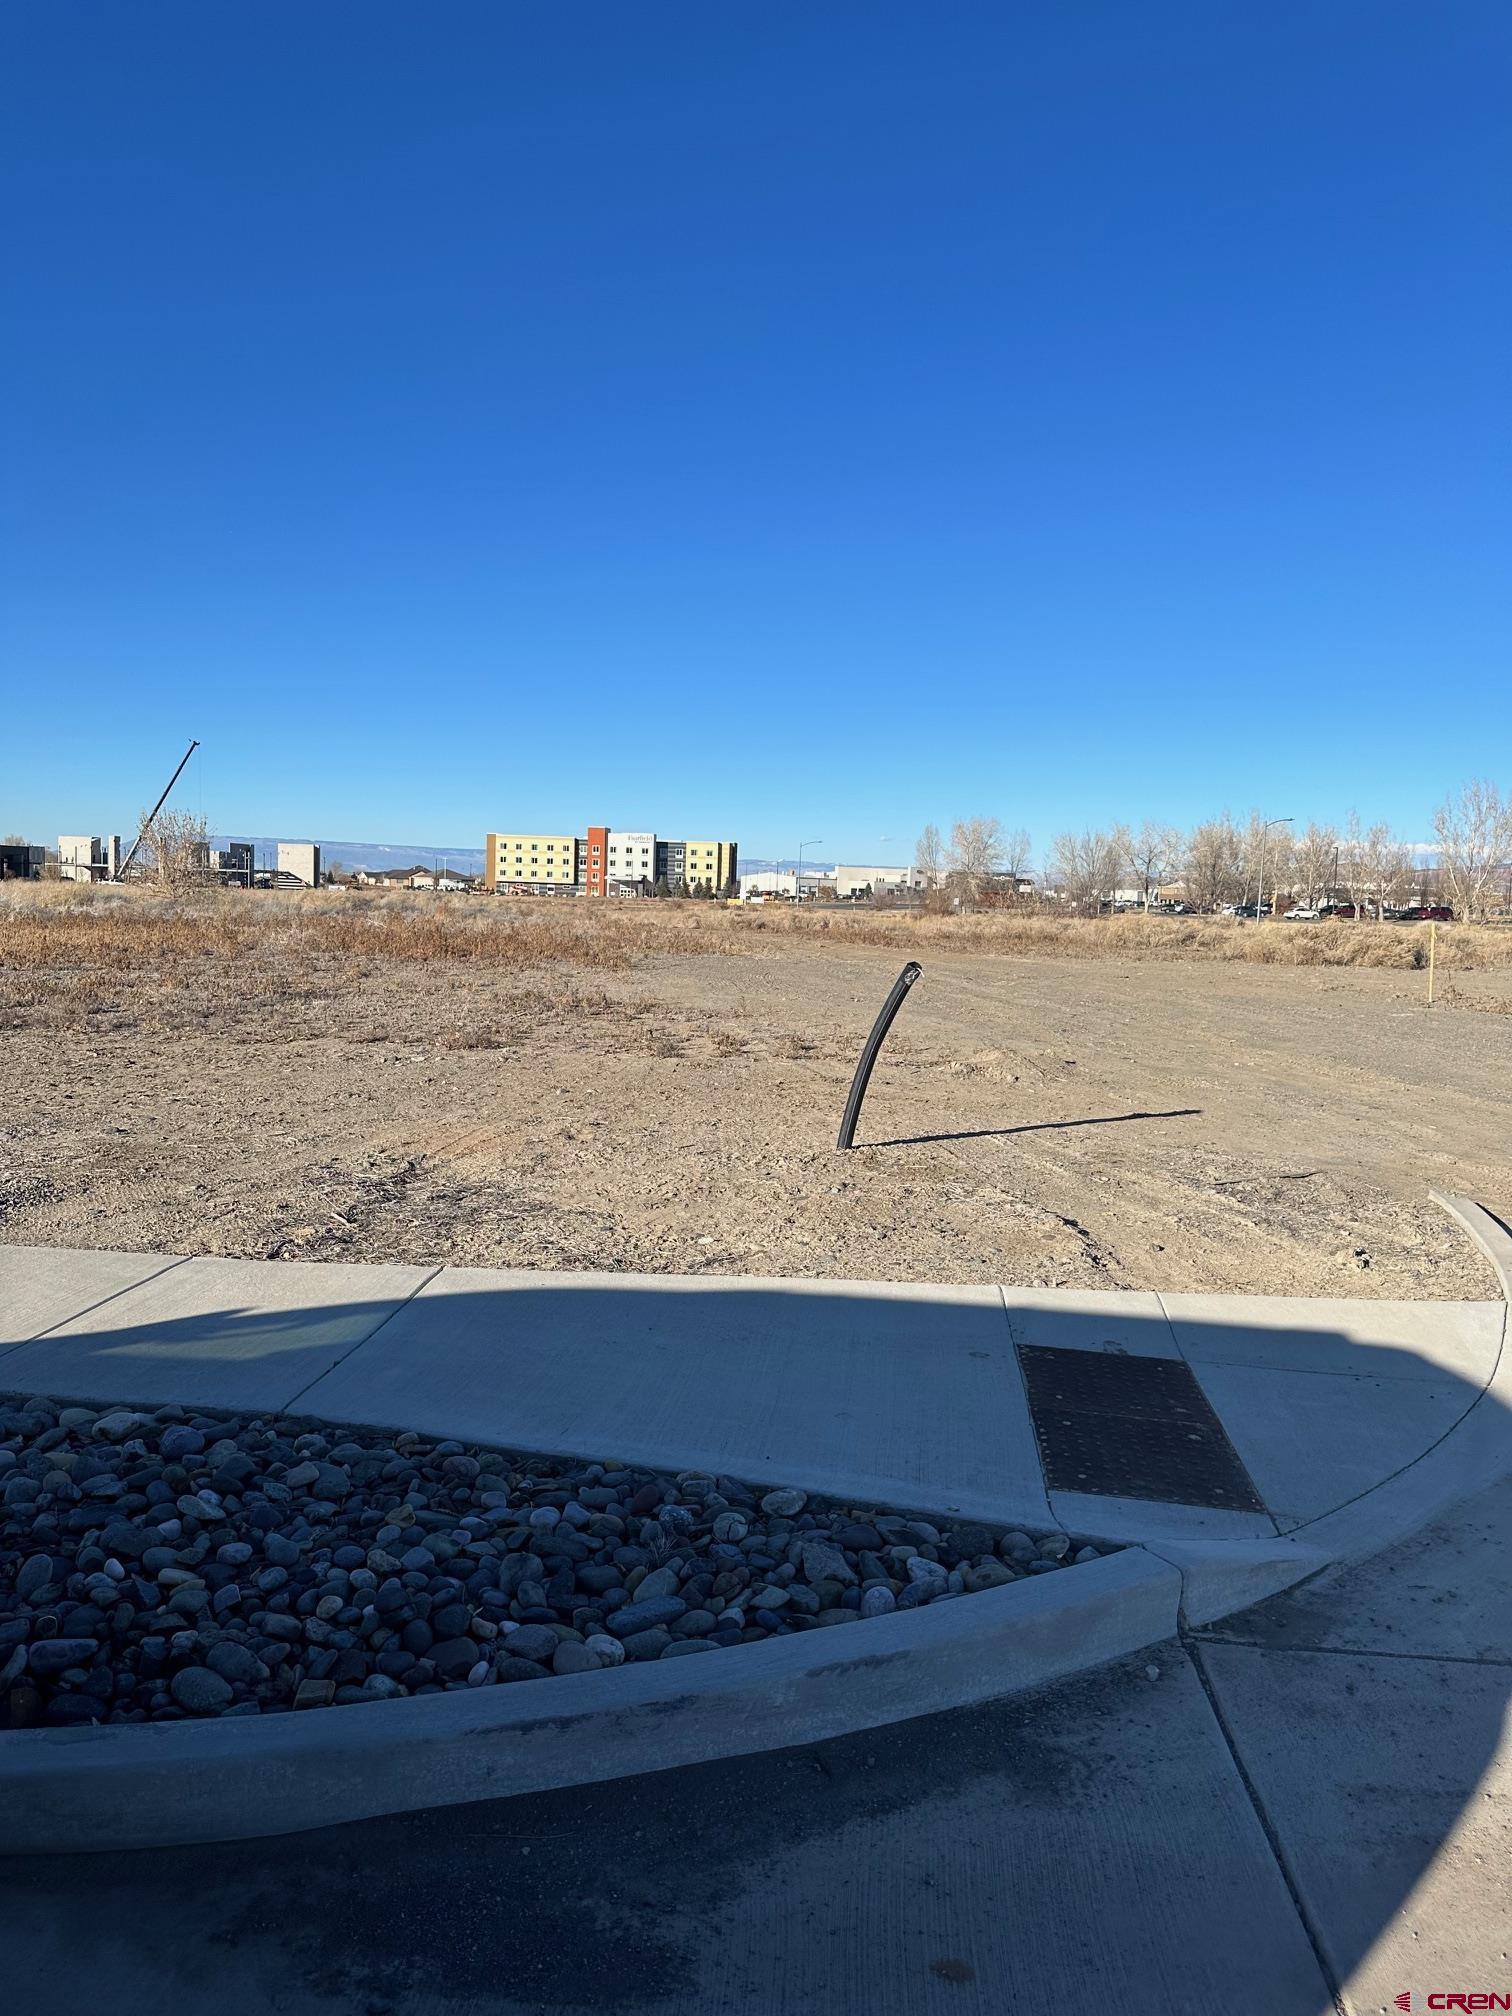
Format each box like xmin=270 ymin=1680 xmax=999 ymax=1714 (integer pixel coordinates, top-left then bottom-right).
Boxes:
xmin=682 ymin=840 xmax=738 ymax=893
xmin=485 ymin=825 xmax=737 ymax=896
xmin=604 ymin=830 xmax=656 ymax=890
xmin=484 ymin=832 xmax=580 ymax=893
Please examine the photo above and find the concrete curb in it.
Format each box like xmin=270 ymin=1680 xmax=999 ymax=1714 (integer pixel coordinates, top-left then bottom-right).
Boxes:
xmin=1144 ymin=1194 xmax=1512 ymax=1629
xmin=1284 ymin=1199 xmax=1509 ymax=1572
xmin=1433 ymin=1190 xmax=1512 ymax=1301
xmin=0 ymin=1547 xmax=1180 ymax=1853
xmin=5 ymin=1210 xmax=1509 ymax=1851
xmin=1138 ymin=1535 xmax=1331 ymax=1630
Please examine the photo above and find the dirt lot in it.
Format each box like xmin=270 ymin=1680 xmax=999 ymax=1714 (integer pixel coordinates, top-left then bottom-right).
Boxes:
xmin=3 ymin=893 xmax=1511 ymax=1300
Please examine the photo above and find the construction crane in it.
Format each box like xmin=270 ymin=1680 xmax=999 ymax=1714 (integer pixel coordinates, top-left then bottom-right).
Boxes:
xmin=112 ymin=738 xmax=201 ymax=882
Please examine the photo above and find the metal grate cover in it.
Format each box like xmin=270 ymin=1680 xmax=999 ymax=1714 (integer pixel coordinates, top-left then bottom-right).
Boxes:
xmin=1017 ymin=1344 xmax=1267 ymax=1511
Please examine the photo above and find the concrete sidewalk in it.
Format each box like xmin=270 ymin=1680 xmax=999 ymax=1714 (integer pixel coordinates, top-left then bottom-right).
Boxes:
xmin=1 ymin=1242 xmax=1506 ymax=1555
xmin=2 ymin=1463 xmax=1505 ymax=2015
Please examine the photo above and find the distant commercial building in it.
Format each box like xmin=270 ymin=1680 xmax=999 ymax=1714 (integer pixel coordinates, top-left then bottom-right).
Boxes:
xmin=833 ymin=864 xmax=923 ymax=901
xmin=0 ymin=843 xmax=44 ymax=880
xmin=485 ymin=833 xmax=581 ymax=893
xmin=58 ymin=836 xmax=97 ymax=883
xmin=58 ymin=835 xmax=122 ymax=883
xmin=210 ymin=842 xmax=255 ymax=885
xmin=276 ymin=841 xmax=322 ymax=887
xmin=738 ymin=869 xmax=826 ymax=902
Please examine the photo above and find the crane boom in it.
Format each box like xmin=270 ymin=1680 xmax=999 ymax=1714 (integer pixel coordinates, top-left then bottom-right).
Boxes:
xmin=113 ymin=738 xmax=201 ymax=881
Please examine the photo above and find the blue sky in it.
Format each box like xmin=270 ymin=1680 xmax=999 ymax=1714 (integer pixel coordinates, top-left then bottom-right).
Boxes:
xmin=2 ymin=3 xmax=1507 ymax=863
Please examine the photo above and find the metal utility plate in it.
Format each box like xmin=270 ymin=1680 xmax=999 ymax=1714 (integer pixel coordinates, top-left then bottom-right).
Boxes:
xmin=1017 ymin=1344 xmax=1267 ymax=1512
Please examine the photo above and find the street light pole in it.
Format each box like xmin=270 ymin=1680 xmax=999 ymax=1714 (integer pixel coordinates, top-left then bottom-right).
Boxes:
xmin=1255 ymin=815 xmax=1292 ymax=921
xmin=797 ymin=838 xmax=822 ymax=904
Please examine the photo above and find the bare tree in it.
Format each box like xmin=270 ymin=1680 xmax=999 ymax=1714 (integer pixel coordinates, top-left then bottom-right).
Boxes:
xmin=1051 ymin=829 xmax=1122 ymax=913
xmin=133 ymin=806 xmax=210 ymax=895
xmin=913 ymin=823 xmax=944 ymax=888
xmin=947 ymin=816 xmax=1005 ymax=909
xmin=1433 ymin=779 xmax=1512 ymax=921
xmin=1292 ymin=822 xmax=1337 ymax=909
xmin=1363 ymin=823 xmax=1410 ymax=918
xmin=1122 ymin=820 xmax=1182 ymax=910
xmin=1184 ymin=817 xmax=1242 ymax=913
xmin=896 ymin=784 xmax=1511 ymax=925
xmin=1232 ymin=812 xmax=1294 ymax=913
xmin=1338 ymin=811 xmax=1372 ymax=918
xmin=1002 ymin=827 xmax=1034 ymax=884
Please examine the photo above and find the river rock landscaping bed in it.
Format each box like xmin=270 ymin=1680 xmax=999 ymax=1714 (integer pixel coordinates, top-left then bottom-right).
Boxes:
xmin=0 ymin=1392 xmax=1113 ymax=1727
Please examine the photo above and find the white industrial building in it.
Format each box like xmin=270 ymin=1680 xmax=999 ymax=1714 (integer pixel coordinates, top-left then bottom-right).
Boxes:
xmin=738 ymin=869 xmax=828 ymax=902
xmin=832 ymin=864 xmax=924 ymax=901
xmin=276 ymin=841 xmax=322 ymax=887
xmin=58 ymin=835 xmax=122 ymax=883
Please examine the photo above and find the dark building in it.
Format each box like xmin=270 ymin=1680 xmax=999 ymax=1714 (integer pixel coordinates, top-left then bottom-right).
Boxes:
xmin=0 ymin=844 xmax=44 ymax=880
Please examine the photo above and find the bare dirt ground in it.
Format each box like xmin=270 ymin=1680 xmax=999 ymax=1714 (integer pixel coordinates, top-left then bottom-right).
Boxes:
xmin=3 ymin=895 xmax=1510 ymax=1299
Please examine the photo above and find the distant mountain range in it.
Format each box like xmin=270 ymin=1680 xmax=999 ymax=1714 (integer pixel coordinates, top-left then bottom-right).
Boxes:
xmin=734 ymin=858 xmax=838 ymax=876
xmin=213 ymin=836 xmax=485 ymax=875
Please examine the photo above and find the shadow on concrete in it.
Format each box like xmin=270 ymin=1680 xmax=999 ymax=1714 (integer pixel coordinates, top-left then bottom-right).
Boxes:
xmin=2 ymin=1280 xmax=1498 ymax=1531
xmin=0 ymin=1279 xmax=1507 ymax=2015
xmin=865 ymin=1106 xmax=1201 ymax=1148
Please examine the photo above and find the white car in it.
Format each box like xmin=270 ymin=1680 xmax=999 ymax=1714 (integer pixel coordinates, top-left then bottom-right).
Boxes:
xmin=1284 ymin=905 xmax=1321 ymax=921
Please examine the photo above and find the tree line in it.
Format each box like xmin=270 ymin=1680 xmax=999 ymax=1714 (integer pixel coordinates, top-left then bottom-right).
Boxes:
xmin=913 ymin=780 xmax=1512 ymax=922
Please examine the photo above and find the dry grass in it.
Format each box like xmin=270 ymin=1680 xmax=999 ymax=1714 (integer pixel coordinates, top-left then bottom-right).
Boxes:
xmin=0 ymin=883 xmax=727 ymax=977
xmin=732 ymin=905 xmax=1512 ymax=970
xmin=3 ymin=882 xmax=1511 ymax=986
xmin=437 ymin=1027 xmax=508 ymax=1050
xmin=1437 ymin=983 xmax=1512 ymax=1016
xmin=0 ymin=887 xmax=682 ymax=1043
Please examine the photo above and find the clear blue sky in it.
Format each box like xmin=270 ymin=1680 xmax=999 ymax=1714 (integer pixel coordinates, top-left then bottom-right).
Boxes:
xmin=3 ymin=2 xmax=1507 ymax=862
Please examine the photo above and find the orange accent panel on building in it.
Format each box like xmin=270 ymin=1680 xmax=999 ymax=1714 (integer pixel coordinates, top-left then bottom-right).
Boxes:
xmin=585 ymin=825 xmax=608 ymax=896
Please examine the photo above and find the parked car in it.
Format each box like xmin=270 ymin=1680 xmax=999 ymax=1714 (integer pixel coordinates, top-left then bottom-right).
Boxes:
xmin=1284 ymin=905 xmax=1321 ymax=920
xmin=1392 ymin=904 xmax=1453 ymax=923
